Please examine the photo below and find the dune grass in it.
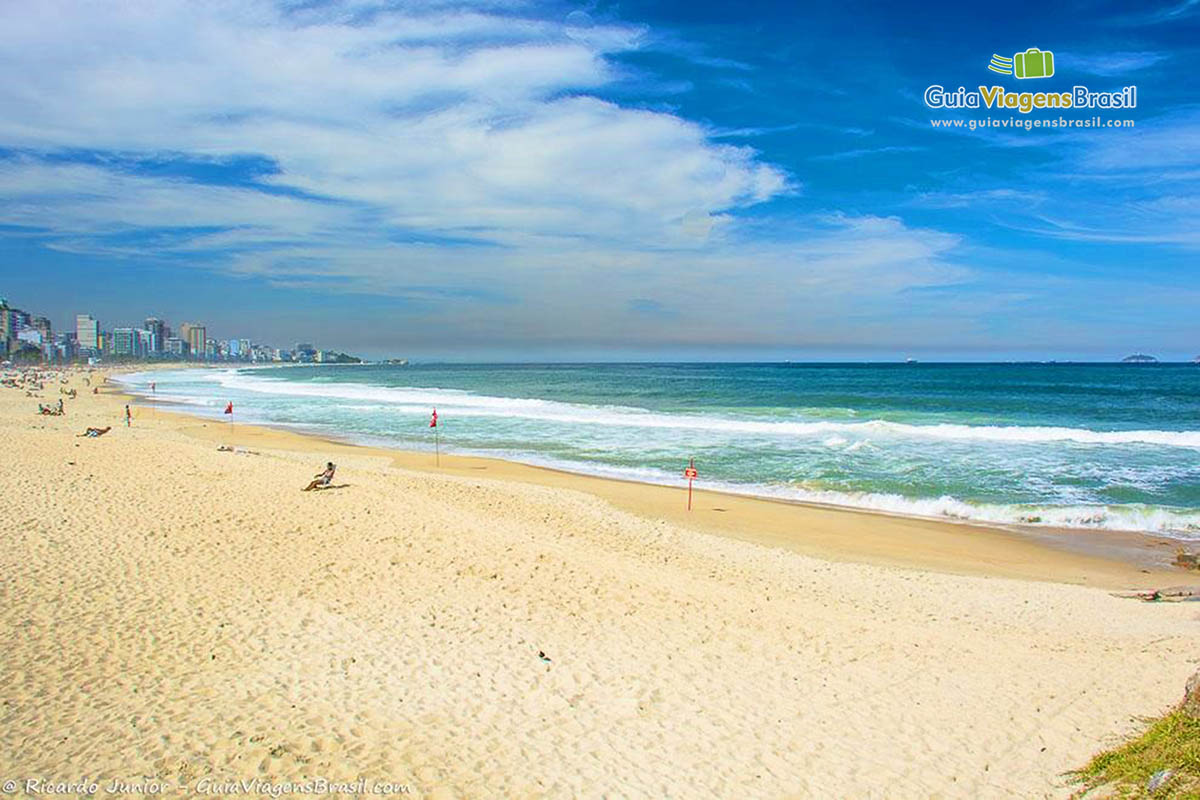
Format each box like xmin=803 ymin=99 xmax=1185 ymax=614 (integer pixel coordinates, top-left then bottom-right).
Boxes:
xmin=1070 ymin=710 xmax=1200 ymax=798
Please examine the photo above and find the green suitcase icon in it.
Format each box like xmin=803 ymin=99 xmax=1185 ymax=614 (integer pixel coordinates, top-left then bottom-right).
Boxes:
xmin=1014 ymin=48 xmax=1054 ymax=79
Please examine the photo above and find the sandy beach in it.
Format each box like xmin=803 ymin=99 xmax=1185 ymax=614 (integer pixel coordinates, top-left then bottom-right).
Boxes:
xmin=1 ymin=369 xmax=1198 ymax=799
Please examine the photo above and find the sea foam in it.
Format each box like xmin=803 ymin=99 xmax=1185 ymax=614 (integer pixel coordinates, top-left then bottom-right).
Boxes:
xmin=201 ymin=371 xmax=1200 ymax=449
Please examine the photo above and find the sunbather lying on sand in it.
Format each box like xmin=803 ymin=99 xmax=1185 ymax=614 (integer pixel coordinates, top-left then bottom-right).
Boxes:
xmin=77 ymin=426 xmax=111 ymax=437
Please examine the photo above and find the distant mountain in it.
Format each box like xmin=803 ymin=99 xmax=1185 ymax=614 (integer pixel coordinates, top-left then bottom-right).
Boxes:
xmin=1121 ymin=353 xmax=1158 ymax=363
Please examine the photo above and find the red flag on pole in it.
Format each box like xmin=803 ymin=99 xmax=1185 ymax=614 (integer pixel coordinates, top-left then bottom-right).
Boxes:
xmin=224 ymin=402 xmax=233 ymax=415
xmin=430 ymin=408 xmax=440 ymax=465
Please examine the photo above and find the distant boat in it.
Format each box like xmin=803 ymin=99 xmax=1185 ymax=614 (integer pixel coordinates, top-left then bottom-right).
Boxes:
xmin=904 ymin=357 xmax=918 ymax=364
xmin=1121 ymin=353 xmax=1158 ymax=364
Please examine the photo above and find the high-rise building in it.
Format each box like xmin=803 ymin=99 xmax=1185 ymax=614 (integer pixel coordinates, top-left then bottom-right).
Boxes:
xmin=53 ymin=332 xmax=76 ymax=362
xmin=16 ymin=328 xmax=43 ymax=347
xmin=0 ymin=298 xmax=15 ymax=354
xmin=75 ymin=314 xmax=99 ymax=352
xmin=179 ymin=323 xmax=206 ymax=360
xmin=144 ymin=317 xmax=166 ymax=353
xmin=165 ymin=337 xmax=188 ymax=358
xmin=137 ymin=329 xmax=156 ymax=356
xmin=113 ymin=327 xmax=139 ymax=357
xmin=32 ymin=316 xmax=52 ymax=339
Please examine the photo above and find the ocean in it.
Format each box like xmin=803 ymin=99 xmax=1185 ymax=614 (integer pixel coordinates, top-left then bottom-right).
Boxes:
xmin=116 ymin=362 xmax=1200 ymax=538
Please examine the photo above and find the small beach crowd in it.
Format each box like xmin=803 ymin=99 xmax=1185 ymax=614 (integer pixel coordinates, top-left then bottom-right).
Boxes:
xmin=2 ymin=365 xmax=337 ymax=491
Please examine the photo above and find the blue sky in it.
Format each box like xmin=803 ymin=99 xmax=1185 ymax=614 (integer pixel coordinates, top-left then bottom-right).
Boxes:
xmin=0 ymin=0 xmax=1197 ymax=360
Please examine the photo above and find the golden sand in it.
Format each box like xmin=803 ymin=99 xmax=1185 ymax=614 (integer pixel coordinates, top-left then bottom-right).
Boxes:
xmin=1 ymin=369 xmax=1198 ymax=798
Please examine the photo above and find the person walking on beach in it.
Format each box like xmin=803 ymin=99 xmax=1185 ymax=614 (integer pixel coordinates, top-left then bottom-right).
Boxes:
xmin=303 ymin=462 xmax=336 ymax=491
xmin=124 ymin=404 xmax=131 ymax=426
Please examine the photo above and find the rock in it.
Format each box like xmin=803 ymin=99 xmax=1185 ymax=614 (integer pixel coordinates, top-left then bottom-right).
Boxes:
xmin=1183 ymin=670 xmax=1200 ymax=718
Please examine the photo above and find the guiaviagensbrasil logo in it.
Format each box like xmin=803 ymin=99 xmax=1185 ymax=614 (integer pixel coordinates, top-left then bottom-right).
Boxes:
xmin=988 ymin=48 xmax=1054 ymax=79
xmin=924 ymin=48 xmax=1136 ymax=115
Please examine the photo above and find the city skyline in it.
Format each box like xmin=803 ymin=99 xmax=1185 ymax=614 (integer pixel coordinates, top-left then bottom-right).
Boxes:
xmin=5 ymin=288 xmax=1198 ymax=363
xmin=1 ymin=294 xmax=356 ymax=364
xmin=1 ymin=1 xmax=1198 ymax=360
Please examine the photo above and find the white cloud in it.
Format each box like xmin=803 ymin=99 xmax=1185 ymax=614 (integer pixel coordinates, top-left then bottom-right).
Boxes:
xmin=0 ymin=0 xmax=770 ymax=246
xmin=0 ymin=0 xmax=972 ymax=348
xmin=808 ymin=145 xmax=925 ymax=162
xmin=1075 ymin=110 xmax=1200 ymax=173
xmin=1058 ymin=51 xmax=1168 ymax=76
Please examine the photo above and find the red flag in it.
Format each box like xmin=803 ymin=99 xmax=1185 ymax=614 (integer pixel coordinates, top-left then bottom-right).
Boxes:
xmin=429 ymin=408 xmax=437 ymax=428
xmin=224 ymin=401 xmax=233 ymax=415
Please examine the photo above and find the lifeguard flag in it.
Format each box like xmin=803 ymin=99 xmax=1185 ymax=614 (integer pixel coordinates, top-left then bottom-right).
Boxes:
xmin=224 ymin=402 xmax=233 ymax=415
xmin=429 ymin=408 xmax=438 ymax=428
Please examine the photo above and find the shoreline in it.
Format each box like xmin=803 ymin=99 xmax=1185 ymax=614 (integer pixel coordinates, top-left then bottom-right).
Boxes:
xmin=113 ymin=375 xmax=1199 ymax=590
xmin=110 ymin=366 xmax=1200 ymax=551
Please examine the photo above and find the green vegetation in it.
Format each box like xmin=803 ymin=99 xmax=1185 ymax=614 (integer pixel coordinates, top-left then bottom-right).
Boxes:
xmin=7 ymin=345 xmax=44 ymax=365
xmin=1070 ymin=710 xmax=1200 ymax=798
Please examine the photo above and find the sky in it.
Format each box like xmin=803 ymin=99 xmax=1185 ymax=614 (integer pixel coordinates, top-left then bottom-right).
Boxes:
xmin=0 ymin=0 xmax=1197 ymax=360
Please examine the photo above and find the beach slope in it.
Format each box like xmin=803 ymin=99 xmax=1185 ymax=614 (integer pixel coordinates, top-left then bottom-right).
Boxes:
xmin=1 ymin=374 xmax=1197 ymax=798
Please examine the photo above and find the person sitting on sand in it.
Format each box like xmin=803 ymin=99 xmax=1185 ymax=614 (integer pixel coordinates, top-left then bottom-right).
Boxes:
xmin=77 ymin=426 xmax=111 ymax=438
xmin=303 ymin=462 xmax=336 ymax=491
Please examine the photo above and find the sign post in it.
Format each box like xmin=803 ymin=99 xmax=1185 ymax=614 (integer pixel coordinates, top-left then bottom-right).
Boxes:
xmin=683 ymin=458 xmax=698 ymax=511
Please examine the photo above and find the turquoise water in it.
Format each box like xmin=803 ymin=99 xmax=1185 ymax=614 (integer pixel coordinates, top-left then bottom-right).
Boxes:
xmin=117 ymin=363 xmax=1200 ymax=537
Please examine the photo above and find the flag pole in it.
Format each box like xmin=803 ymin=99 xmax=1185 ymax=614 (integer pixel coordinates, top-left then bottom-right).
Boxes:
xmin=684 ymin=458 xmax=698 ymax=511
xmin=688 ymin=459 xmax=693 ymax=511
xmin=431 ymin=407 xmax=440 ymax=467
